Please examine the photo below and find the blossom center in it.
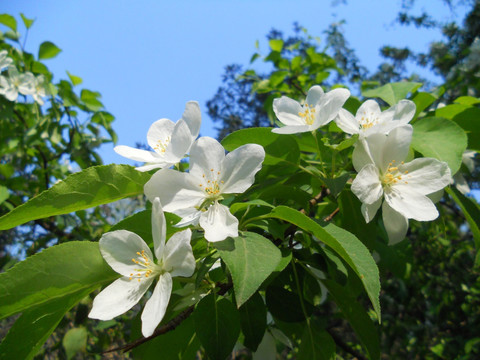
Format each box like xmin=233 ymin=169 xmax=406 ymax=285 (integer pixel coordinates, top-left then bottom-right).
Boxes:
xmin=129 ymin=250 xmax=160 ymax=282
xmin=298 ymin=103 xmax=316 ymax=125
xmin=153 ymin=137 xmax=171 ymax=153
xmin=199 ymin=168 xmax=224 ymax=197
xmin=381 ymin=160 xmax=409 ymax=187
xmin=359 ymin=111 xmax=379 ymax=130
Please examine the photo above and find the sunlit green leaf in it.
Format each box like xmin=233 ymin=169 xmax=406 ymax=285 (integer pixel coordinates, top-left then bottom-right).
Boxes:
xmin=0 ymin=165 xmax=150 ymax=230
xmin=0 ymin=287 xmax=93 ymax=360
xmin=38 ymin=41 xmax=62 ymax=60
xmin=216 ymin=232 xmax=281 ymax=307
xmin=412 ymin=117 xmax=467 ymax=173
xmin=0 ymin=14 xmax=17 ymax=31
xmin=0 ymin=241 xmax=117 ymax=320
xmin=20 ymin=13 xmax=34 ymax=29
xmin=362 ymin=82 xmax=422 ymax=106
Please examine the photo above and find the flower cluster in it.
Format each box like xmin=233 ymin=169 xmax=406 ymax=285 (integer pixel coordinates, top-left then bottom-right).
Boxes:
xmin=273 ymin=85 xmax=452 ymax=245
xmin=0 ymin=50 xmax=48 ymax=105
xmin=90 ymin=102 xmax=265 ymax=335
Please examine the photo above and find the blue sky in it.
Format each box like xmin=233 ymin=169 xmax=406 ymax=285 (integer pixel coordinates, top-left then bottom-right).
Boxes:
xmin=3 ymin=0 xmax=469 ymax=166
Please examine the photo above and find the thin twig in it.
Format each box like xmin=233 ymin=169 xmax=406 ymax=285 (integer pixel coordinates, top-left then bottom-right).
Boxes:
xmin=324 ymin=207 xmax=340 ymax=222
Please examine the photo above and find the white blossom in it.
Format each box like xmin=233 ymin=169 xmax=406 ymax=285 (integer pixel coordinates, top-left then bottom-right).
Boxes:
xmin=88 ymin=198 xmax=195 ymax=337
xmin=114 ymin=101 xmax=201 ymax=171
xmin=144 ymin=136 xmax=265 ymax=242
xmin=272 ymin=85 xmax=350 ymax=134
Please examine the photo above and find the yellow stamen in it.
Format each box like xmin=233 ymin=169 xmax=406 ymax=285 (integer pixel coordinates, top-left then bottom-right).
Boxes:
xmin=298 ymin=103 xmax=316 ymax=125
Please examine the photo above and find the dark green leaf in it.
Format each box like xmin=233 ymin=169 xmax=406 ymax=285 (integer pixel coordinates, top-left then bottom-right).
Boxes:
xmin=194 ymin=294 xmax=240 ymax=360
xmin=266 ymin=285 xmax=314 ymax=322
xmin=0 ymin=165 xmax=150 ymax=230
xmin=216 ymin=232 xmax=281 ymax=307
xmin=0 ymin=241 xmax=117 ymax=320
xmin=222 ymin=127 xmax=300 ymax=165
xmin=324 ymin=280 xmax=380 ymax=360
xmin=297 ymin=322 xmax=335 ymax=360
xmin=267 ymin=206 xmax=381 ymax=319
xmin=0 ymin=287 xmax=93 ymax=360
xmin=38 ymin=41 xmax=62 ymax=60
xmin=447 ymin=187 xmax=480 ymax=266
xmin=239 ymin=292 xmax=267 ymax=351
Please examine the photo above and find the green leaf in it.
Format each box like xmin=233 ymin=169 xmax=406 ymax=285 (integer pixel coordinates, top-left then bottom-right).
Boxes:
xmin=63 ymin=327 xmax=87 ymax=359
xmin=230 ymin=199 xmax=274 ymax=215
xmin=322 ymin=173 xmax=350 ymax=198
xmin=38 ymin=41 xmax=62 ymax=60
xmin=81 ymin=89 xmax=103 ymax=111
xmin=0 ymin=287 xmax=93 ymax=360
xmin=222 ymin=127 xmax=300 ymax=166
xmin=411 ymin=91 xmax=437 ymax=117
xmin=362 ymin=82 xmax=422 ymax=106
xmin=194 ymin=294 xmax=240 ymax=360
xmin=338 ymin=190 xmax=377 ymax=249
xmin=0 ymin=14 xmax=17 ymax=31
xmin=66 ymin=71 xmax=83 ymax=86
xmin=0 ymin=241 xmax=118 ymax=320
xmin=20 ymin=13 xmax=34 ymax=29
xmin=266 ymin=284 xmax=315 ymax=322
xmin=324 ymin=280 xmax=380 ymax=360
xmin=297 ymin=322 xmax=335 ymax=360
xmin=0 ymin=185 xmax=9 ymax=205
xmin=267 ymin=206 xmax=381 ymax=319
xmin=216 ymin=232 xmax=281 ymax=307
xmin=0 ymin=164 xmax=150 ymax=230
xmin=133 ymin=316 xmax=200 ymax=360
xmin=447 ymin=187 xmax=480 ymax=266
xmin=269 ymin=39 xmax=284 ymax=52
xmin=412 ymin=117 xmax=467 ymax=173
xmin=239 ymin=292 xmax=267 ymax=351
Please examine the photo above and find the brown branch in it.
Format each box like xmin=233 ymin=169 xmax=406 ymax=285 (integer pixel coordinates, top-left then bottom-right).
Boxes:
xmin=323 ymin=207 xmax=340 ymax=222
xmin=103 ymin=282 xmax=233 ymax=354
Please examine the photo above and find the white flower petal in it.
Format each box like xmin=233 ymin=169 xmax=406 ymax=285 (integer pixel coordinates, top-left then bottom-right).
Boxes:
xmin=163 ymin=119 xmax=193 ymax=164
xmin=144 ymin=169 xmax=205 ymax=212
xmin=146 ymin=118 xmax=175 ymax=151
xmin=271 ymin=125 xmax=312 ymax=134
xmin=384 ymin=186 xmax=439 ymax=221
xmin=335 ymin=108 xmax=360 ymax=135
xmin=379 ymin=125 xmax=412 ymax=172
xmin=141 ymin=273 xmax=172 ymax=337
xmin=313 ymin=88 xmax=350 ymax=127
xmin=221 ymin=144 xmax=265 ymax=194
xmin=361 ymin=198 xmax=382 ymax=223
xmin=273 ymin=97 xmax=304 ymax=126
xmin=152 ymin=198 xmax=166 ymax=260
xmin=351 ymin=164 xmax=383 ymax=204
xmin=174 ymin=207 xmax=202 ymax=227
xmin=134 ymin=163 xmax=168 ymax=172
xmin=199 ymin=203 xmax=239 ymax=242
xmin=382 ymin=201 xmax=409 ymax=245
xmin=99 ymin=230 xmax=154 ymax=277
xmin=305 ymin=85 xmax=325 ymax=105
xmin=377 ymin=99 xmax=416 ymax=133
xmin=189 ymin=137 xmax=226 ymax=180
xmin=163 ymin=229 xmax=195 ymax=277
xmin=89 ymin=276 xmax=153 ymax=320
xmin=398 ymin=158 xmax=451 ymax=195
xmin=182 ymin=101 xmax=201 ymax=139
xmin=357 ymin=99 xmax=382 ymax=119
xmin=352 ymin=138 xmax=376 ymax=172
xmin=114 ymin=145 xmax=165 ymax=164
